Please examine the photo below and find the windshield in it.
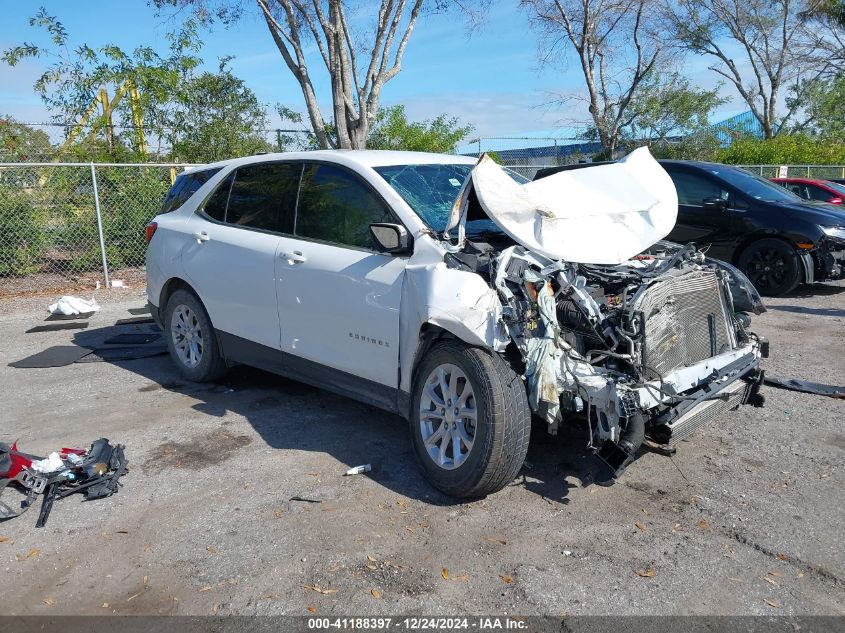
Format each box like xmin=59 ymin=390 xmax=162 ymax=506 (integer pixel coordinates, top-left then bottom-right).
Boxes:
xmin=707 ymin=166 xmax=803 ymax=203
xmin=374 ymin=163 xmax=528 ymax=235
xmin=825 ymin=181 xmax=845 ymax=197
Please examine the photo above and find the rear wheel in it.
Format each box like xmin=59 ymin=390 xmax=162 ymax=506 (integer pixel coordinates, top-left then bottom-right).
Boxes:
xmin=410 ymin=341 xmax=531 ymax=498
xmin=164 ymin=289 xmax=227 ymax=382
xmin=738 ymin=238 xmax=802 ymax=297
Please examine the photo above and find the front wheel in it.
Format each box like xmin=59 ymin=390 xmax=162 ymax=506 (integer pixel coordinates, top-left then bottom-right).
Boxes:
xmin=410 ymin=341 xmax=531 ymax=498
xmin=737 ymin=238 xmax=802 ymax=297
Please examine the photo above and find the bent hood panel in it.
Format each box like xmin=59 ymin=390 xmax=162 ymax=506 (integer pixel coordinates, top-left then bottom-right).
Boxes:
xmin=461 ymin=147 xmax=678 ymax=264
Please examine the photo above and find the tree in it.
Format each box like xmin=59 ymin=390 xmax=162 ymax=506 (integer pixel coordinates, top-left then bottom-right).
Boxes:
xmin=170 ymin=60 xmax=273 ymax=162
xmin=3 ymin=9 xmax=202 ymax=159
xmin=367 ymin=105 xmax=473 ymax=152
xmin=153 ymin=0 xmax=483 ymax=150
xmin=522 ymin=0 xmax=664 ymax=158
xmin=3 ymin=10 xmax=274 ymax=163
xmin=663 ymin=0 xmax=819 ymax=139
xmin=625 ymin=73 xmax=726 ymax=144
xmin=788 ymin=74 xmax=845 ymax=137
xmin=0 ymin=116 xmax=52 ymax=161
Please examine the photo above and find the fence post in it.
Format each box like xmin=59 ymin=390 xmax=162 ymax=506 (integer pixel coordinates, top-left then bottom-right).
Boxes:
xmin=90 ymin=163 xmax=111 ymax=289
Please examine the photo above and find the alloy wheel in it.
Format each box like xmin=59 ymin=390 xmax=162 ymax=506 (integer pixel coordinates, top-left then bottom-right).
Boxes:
xmin=419 ymin=363 xmax=477 ymax=470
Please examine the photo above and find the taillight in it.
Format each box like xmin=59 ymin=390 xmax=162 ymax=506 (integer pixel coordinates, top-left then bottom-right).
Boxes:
xmin=145 ymin=221 xmax=158 ymax=244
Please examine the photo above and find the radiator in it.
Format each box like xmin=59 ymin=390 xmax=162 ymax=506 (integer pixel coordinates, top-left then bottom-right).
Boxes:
xmin=635 ymin=271 xmax=735 ymax=379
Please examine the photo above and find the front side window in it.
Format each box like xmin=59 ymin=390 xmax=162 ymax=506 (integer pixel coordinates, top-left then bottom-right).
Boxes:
xmin=226 ymin=163 xmax=300 ymax=232
xmin=807 ymin=185 xmax=835 ymax=201
xmin=161 ymin=167 xmax=222 ymax=213
xmin=296 ymin=164 xmax=393 ymax=249
xmin=667 ymin=171 xmax=729 ymax=207
xmin=706 ymin=166 xmax=801 ymax=203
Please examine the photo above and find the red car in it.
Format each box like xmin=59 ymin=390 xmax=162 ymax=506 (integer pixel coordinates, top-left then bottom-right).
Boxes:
xmin=771 ymin=177 xmax=845 ymax=205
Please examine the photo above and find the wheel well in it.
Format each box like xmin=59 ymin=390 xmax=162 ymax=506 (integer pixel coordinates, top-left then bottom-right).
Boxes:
xmin=732 ymin=235 xmax=809 ymax=283
xmin=159 ymin=277 xmax=197 ymax=313
xmin=732 ymin=234 xmax=794 ymax=266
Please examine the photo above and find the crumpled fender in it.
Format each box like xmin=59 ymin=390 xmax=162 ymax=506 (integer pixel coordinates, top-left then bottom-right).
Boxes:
xmin=398 ymin=237 xmax=508 ymax=393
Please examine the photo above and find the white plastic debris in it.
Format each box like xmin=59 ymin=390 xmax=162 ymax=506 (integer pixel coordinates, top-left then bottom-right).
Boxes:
xmin=48 ymin=296 xmax=100 ymax=316
xmin=30 ymin=452 xmax=65 ymax=473
xmin=110 ymin=279 xmax=127 ymax=288
xmin=344 ymin=464 xmax=372 ymax=476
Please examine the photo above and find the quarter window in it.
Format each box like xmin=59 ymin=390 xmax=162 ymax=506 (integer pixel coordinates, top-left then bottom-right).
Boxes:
xmin=296 ymin=164 xmax=393 ymax=248
xmin=161 ymin=167 xmax=222 ymax=213
xmin=202 ymin=172 xmax=233 ymax=222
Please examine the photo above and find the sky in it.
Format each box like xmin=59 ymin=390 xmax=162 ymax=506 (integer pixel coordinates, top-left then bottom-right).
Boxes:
xmin=0 ymin=0 xmax=746 ymax=149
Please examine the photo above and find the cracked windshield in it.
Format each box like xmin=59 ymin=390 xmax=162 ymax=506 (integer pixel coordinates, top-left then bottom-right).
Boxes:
xmin=375 ymin=163 xmax=527 ymax=236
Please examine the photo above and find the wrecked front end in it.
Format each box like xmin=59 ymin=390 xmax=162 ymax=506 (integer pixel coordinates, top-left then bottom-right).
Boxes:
xmin=491 ymin=243 xmax=766 ymax=477
xmin=445 ymin=148 xmax=767 ymax=479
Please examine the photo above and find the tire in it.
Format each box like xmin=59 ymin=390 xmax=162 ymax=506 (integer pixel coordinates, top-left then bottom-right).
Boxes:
xmin=163 ymin=288 xmax=227 ymax=382
xmin=410 ymin=340 xmax=531 ymax=498
xmin=737 ymin=238 xmax=802 ymax=297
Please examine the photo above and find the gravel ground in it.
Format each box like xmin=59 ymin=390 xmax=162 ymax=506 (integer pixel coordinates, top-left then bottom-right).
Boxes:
xmin=0 ymin=282 xmax=843 ymax=617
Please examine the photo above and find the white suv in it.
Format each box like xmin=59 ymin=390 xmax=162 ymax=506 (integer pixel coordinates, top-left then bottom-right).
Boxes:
xmin=145 ymin=149 xmax=766 ymax=497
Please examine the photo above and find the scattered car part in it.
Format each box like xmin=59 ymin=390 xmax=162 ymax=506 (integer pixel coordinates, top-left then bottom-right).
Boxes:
xmin=0 ymin=439 xmax=128 ymax=527
xmin=344 ymin=464 xmax=372 ymax=476
xmin=763 ymin=376 xmax=845 ymax=399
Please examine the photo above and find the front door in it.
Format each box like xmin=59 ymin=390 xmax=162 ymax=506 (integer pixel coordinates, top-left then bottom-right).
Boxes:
xmin=275 ymin=163 xmax=406 ymax=389
xmin=665 ymin=168 xmax=737 ymax=261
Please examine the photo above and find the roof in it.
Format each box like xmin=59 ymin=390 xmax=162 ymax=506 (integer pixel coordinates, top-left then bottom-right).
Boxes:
xmin=185 ymin=149 xmax=477 ymax=173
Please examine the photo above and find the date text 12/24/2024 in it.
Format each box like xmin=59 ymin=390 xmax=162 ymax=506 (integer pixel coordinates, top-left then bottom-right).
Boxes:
xmin=308 ymin=618 xmax=529 ymax=630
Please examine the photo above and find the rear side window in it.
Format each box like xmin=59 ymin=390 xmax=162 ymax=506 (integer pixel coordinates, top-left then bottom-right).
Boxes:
xmin=296 ymin=164 xmax=393 ymax=248
xmin=161 ymin=167 xmax=222 ymax=213
xmin=225 ymin=163 xmax=301 ymax=232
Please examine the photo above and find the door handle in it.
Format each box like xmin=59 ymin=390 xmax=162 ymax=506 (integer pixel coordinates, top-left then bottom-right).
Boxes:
xmin=193 ymin=231 xmax=210 ymax=243
xmin=280 ymin=250 xmax=307 ymax=264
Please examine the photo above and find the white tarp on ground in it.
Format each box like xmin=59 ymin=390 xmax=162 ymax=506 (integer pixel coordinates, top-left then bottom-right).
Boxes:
xmin=456 ymin=147 xmax=678 ymax=265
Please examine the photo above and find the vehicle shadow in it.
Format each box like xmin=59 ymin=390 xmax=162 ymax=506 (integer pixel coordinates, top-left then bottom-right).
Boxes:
xmin=71 ymin=322 xmax=595 ymax=507
xmin=766 ymin=304 xmax=845 ymax=317
xmin=780 ymin=282 xmax=845 ymax=299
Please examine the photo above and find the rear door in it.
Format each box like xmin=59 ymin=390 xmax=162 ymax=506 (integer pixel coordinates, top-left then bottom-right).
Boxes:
xmin=181 ymin=162 xmax=299 ymax=349
xmin=275 ymin=162 xmax=406 ymax=391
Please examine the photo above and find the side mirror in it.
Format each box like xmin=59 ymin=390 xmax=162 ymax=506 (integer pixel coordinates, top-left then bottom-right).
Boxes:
xmin=702 ymin=197 xmax=727 ymax=212
xmin=827 ymin=197 xmax=842 ymax=205
xmin=369 ymin=223 xmax=410 ymax=254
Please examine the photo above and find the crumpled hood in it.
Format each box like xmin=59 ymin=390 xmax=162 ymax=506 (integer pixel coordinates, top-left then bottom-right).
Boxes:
xmin=447 ymin=147 xmax=678 ymax=265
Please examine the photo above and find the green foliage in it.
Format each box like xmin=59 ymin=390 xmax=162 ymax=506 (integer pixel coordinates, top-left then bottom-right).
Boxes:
xmin=0 ymin=185 xmax=44 ymax=277
xmin=627 ymin=74 xmax=727 ymax=143
xmin=368 ymin=106 xmax=473 ymax=153
xmin=170 ymin=62 xmax=272 ymax=162
xmin=788 ymin=75 xmax=845 ymax=138
xmin=715 ymin=134 xmax=845 ymax=164
xmin=3 ymin=10 xmax=273 ymax=163
xmin=647 ymin=131 xmax=723 ymax=162
xmin=0 ymin=117 xmax=52 ymax=161
xmin=61 ymin=168 xmax=172 ymax=272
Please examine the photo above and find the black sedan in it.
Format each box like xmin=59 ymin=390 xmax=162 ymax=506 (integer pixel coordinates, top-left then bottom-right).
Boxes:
xmin=535 ymin=160 xmax=845 ymax=296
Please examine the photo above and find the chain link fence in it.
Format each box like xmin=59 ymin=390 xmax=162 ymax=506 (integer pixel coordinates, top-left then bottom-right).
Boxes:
xmin=737 ymin=165 xmax=845 ymax=179
xmin=2 ymin=155 xmax=845 ymax=298
xmin=0 ymin=162 xmax=190 ymax=297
